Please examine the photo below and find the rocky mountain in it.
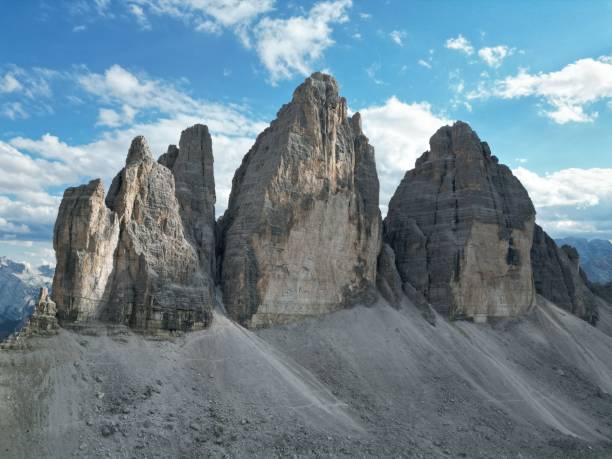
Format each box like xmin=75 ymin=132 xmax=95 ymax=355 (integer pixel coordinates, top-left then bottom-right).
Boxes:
xmin=218 ymin=73 xmax=381 ymax=328
xmin=383 ymin=121 xmax=536 ymax=321
xmin=3 ymin=72 xmax=612 ymax=458
xmin=532 ymin=226 xmax=602 ymax=323
xmin=52 ymin=129 xmax=216 ymax=331
xmin=0 ymin=257 xmax=53 ymax=339
xmin=556 ymin=237 xmax=612 ymax=284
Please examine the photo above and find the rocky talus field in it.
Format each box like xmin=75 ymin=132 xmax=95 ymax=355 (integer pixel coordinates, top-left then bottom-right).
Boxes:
xmin=2 ymin=73 xmax=612 ymax=458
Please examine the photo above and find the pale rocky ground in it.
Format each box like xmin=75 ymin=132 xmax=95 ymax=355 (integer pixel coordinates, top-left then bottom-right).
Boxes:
xmin=1 ymin=296 xmax=612 ymax=458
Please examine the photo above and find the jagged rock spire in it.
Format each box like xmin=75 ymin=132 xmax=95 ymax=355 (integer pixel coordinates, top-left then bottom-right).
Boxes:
xmin=218 ymin=72 xmax=381 ymax=327
xmin=52 ymin=127 xmax=216 ymax=331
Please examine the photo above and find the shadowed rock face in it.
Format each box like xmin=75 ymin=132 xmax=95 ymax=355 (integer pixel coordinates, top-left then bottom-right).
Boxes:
xmin=531 ymin=224 xmax=600 ymax=324
xmin=384 ymin=121 xmax=536 ymax=320
xmin=53 ymin=131 xmax=215 ymax=331
xmin=219 ymin=72 xmax=381 ymax=327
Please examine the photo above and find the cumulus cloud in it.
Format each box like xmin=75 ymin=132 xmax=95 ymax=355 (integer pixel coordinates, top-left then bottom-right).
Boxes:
xmin=514 ymin=167 xmax=612 ymax=238
xmin=83 ymin=1 xmax=349 ymax=84
xmin=478 ymin=45 xmax=512 ymax=68
xmin=493 ymin=56 xmax=612 ymax=123
xmin=254 ymin=0 xmax=352 ymax=84
xmin=445 ymin=34 xmax=473 ymax=55
xmin=0 ymin=64 xmax=267 ymax=253
xmin=358 ymin=96 xmax=451 ymax=213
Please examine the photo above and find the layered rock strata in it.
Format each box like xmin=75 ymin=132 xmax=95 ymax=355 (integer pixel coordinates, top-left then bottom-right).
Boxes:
xmin=384 ymin=121 xmax=536 ymax=320
xmin=219 ymin=73 xmax=381 ymax=327
xmin=531 ymin=225 xmax=600 ymax=324
xmin=52 ymin=130 xmax=216 ymax=331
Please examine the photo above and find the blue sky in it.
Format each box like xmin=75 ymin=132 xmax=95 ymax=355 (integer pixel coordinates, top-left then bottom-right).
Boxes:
xmin=1 ymin=0 xmax=612 ymax=266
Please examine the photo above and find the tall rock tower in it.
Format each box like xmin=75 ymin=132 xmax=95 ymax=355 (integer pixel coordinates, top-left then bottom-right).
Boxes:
xmin=52 ymin=128 xmax=216 ymax=331
xmin=383 ymin=121 xmax=536 ymax=320
xmin=219 ymin=72 xmax=381 ymax=327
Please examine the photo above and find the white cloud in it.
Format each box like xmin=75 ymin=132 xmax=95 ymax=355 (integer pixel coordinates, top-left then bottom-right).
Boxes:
xmin=97 ymin=105 xmax=137 ymax=127
xmin=389 ymin=30 xmax=406 ymax=47
xmin=478 ymin=45 xmax=512 ymax=68
xmin=1 ymin=102 xmax=28 ymax=120
xmin=7 ymin=67 xmax=55 ymax=99
xmin=514 ymin=166 xmax=612 ymax=238
xmin=359 ymin=97 xmax=451 ymax=213
xmin=0 ymin=64 xmax=267 ymax=246
xmin=132 ymin=0 xmax=274 ymax=31
xmin=72 ymin=25 xmax=87 ymax=32
xmin=0 ymin=73 xmax=23 ymax=93
xmin=87 ymin=1 xmax=348 ymax=84
xmin=514 ymin=167 xmax=612 ymax=208
xmin=253 ymin=0 xmax=352 ymax=84
xmin=366 ymin=62 xmax=385 ymax=85
xmin=0 ymin=218 xmax=29 ymax=234
xmin=78 ymin=64 xmax=203 ymax=115
xmin=445 ymin=34 xmax=473 ymax=55
xmin=418 ymin=59 xmax=432 ymax=69
xmin=129 ymin=4 xmax=151 ymax=30
xmin=493 ymin=56 xmax=612 ymax=123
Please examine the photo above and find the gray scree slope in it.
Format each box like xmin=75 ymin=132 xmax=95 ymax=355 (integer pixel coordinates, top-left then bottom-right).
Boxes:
xmin=219 ymin=72 xmax=381 ymax=327
xmin=384 ymin=121 xmax=536 ymax=320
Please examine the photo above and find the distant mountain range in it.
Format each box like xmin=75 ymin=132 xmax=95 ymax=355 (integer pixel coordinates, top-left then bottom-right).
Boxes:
xmin=0 ymin=257 xmax=53 ymax=340
xmin=556 ymin=237 xmax=612 ymax=284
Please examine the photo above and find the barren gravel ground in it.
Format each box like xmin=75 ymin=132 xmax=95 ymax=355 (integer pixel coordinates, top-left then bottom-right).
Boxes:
xmin=1 ymin=295 xmax=612 ymax=458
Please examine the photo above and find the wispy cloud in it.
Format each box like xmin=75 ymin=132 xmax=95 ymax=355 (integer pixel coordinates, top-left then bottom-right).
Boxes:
xmin=389 ymin=30 xmax=406 ymax=47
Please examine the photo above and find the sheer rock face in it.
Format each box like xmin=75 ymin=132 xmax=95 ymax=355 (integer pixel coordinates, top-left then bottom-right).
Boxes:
xmin=219 ymin=73 xmax=381 ymax=327
xmin=53 ymin=132 xmax=215 ymax=331
xmin=160 ymin=125 xmax=216 ymax=298
xmin=531 ymin=224 xmax=600 ymax=324
xmin=384 ymin=121 xmax=536 ymax=320
xmin=52 ymin=179 xmax=120 ymax=322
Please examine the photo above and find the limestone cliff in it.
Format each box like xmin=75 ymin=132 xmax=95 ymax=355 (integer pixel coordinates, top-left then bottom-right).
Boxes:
xmin=53 ymin=131 xmax=215 ymax=331
xmin=384 ymin=121 xmax=536 ymax=320
xmin=53 ymin=179 xmax=120 ymax=322
xmin=531 ymin=224 xmax=600 ymax=324
xmin=218 ymin=72 xmax=381 ymax=327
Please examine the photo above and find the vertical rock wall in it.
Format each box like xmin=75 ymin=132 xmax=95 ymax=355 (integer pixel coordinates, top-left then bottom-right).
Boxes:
xmin=384 ymin=121 xmax=536 ymax=320
xmin=219 ymin=73 xmax=381 ymax=327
